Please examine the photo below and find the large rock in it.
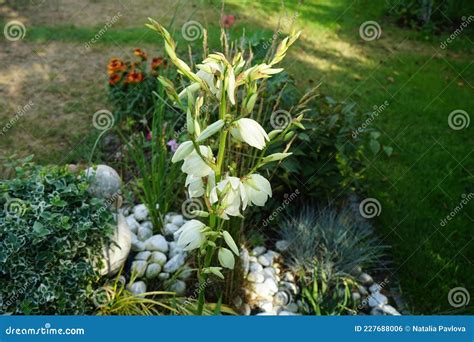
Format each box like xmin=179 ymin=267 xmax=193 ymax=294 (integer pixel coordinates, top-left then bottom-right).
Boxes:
xmin=137 ymin=226 xmax=153 ymax=241
xmin=85 ymin=165 xmax=121 ymax=200
xmin=144 ymin=235 xmax=168 ymax=253
xmin=99 ymin=213 xmax=131 ymax=276
xmin=171 ymin=214 xmax=185 ymax=226
xmin=125 ymin=215 xmax=140 ymax=234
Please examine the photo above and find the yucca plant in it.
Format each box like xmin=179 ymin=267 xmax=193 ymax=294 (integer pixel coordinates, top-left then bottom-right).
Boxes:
xmin=146 ymin=18 xmax=303 ymax=314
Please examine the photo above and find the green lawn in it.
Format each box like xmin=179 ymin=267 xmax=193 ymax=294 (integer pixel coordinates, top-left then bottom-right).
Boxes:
xmin=2 ymin=0 xmax=473 ymax=313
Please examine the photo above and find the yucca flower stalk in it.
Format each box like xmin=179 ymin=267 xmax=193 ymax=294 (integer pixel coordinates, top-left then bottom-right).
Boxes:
xmin=147 ymin=18 xmax=303 ymax=314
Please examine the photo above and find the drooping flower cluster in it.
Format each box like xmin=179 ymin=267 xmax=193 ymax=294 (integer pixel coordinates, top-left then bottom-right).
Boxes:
xmin=147 ymin=18 xmax=302 ymax=275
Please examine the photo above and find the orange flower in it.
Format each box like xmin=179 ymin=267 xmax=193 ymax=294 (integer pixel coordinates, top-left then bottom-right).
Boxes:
xmin=151 ymin=57 xmax=167 ymax=70
xmin=133 ymin=48 xmax=147 ymax=61
xmin=108 ymin=73 xmax=121 ymax=86
xmin=108 ymin=58 xmax=126 ymax=75
xmin=126 ymin=71 xmax=144 ymax=83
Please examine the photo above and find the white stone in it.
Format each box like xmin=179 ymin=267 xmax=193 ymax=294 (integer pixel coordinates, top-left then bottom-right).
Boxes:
xmin=169 ymin=280 xmax=186 ymax=296
xmin=259 ymin=301 xmax=273 ymax=313
xmin=133 ymin=204 xmax=149 ymax=221
xmin=168 ymin=241 xmax=185 ymax=258
xmin=282 ymin=271 xmax=294 ymax=282
xmin=164 ymin=223 xmax=180 ymax=235
xmin=131 ymin=238 xmax=145 ymax=252
xmin=280 ymin=281 xmax=298 ymax=295
xmin=98 ymin=213 xmax=132 ymax=276
xmin=247 ymin=271 xmax=265 ymax=283
xmin=368 ymin=292 xmax=388 ymax=307
xmin=263 ymin=278 xmax=278 ymax=295
xmin=249 ymin=256 xmax=258 ymax=263
xmin=258 ymin=254 xmax=272 ymax=267
xmin=250 ymin=262 xmax=263 ymax=273
xmin=240 ymin=248 xmax=250 ymax=277
xmin=146 ymin=263 xmax=162 ymax=279
xmin=144 ymin=235 xmax=168 ymax=252
xmin=254 ymin=282 xmax=276 ymax=298
xmin=137 ymin=226 xmax=153 ymax=241
xmin=358 ymin=285 xmax=369 ymax=296
xmin=163 ymin=254 xmax=186 ymax=273
xmin=135 ymin=251 xmax=151 ymax=261
xmin=129 ymin=281 xmax=146 ymax=296
xmin=369 ymin=283 xmax=382 ymax=293
xmin=275 ymin=240 xmax=290 ymax=252
xmin=141 ymin=221 xmax=153 ymax=231
xmin=358 ymin=272 xmax=374 ymax=285
xmin=273 ymin=291 xmax=290 ymax=306
xmin=126 ymin=215 xmax=140 ymax=234
xmin=131 ymin=261 xmax=147 ymax=278
xmin=85 ymin=165 xmax=121 ymax=200
xmin=158 ymin=272 xmax=170 ymax=281
xmin=149 ymin=251 xmax=167 ymax=265
xmin=240 ymin=303 xmax=251 ymax=316
xmin=171 ymin=214 xmax=185 ymax=226
xmin=252 ymin=246 xmax=266 ymax=256
xmin=379 ymin=304 xmax=401 ymax=316
xmin=262 ymin=267 xmax=276 ymax=279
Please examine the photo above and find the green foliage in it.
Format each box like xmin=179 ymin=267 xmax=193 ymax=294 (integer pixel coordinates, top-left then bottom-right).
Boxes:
xmin=256 ymin=73 xmax=391 ymax=200
xmin=0 ymin=158 xmax=114 ymax=314
xmin=124 ymin=89 xmax=184 ymax=232
xmin=300 ymin=263 xmax=358 ymax=315
xmin=387 ymin=0 xmax=474 ymax=31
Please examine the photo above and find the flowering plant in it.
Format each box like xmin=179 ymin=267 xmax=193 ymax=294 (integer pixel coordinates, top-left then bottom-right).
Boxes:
xmin=107 ymin=49 xmax=169 ymax=129
xmin=147 ymin=18 xmax=302 ymax=313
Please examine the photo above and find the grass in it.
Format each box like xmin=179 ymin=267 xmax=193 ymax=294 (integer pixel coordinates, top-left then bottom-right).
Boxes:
xmin=1 ymin=0 xmax=473 ymax=313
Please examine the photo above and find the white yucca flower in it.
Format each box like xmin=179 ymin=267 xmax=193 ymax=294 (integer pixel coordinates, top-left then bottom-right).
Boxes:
xmin=181 ymin=145 xmax=214 ymax=178
xmin=241 ymin=174 xmax=272 ymax=209
xmin=185 ymin=174 xmax=205 ymax=198
xmin=211 ymin=176 xmax=245 ymax=220
xmin=176 ymin=219 xmax=206 ymax=251
xmin=230 ymin=118 xmax=269 ymax=150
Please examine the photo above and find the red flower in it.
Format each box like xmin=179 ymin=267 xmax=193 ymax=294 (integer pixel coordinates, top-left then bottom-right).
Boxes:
xmin=125 ymin=71 xmax=144 ymax=83
xmin=107 ymin=58 xmax=126 ymax=75
xmin=133 ymin=48 xmax=148 ymax=61
xmin=151 ymin=57 xmax=167 ymax=70
xmin=108 ymin=73 xmax=121 ymax=86
xmin=221 ymin=15 xmax=235 ymax=29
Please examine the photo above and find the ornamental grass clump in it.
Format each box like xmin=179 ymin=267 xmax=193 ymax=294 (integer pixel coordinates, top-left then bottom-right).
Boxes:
xmin=147 ymin=18 xmax=303 ymax=314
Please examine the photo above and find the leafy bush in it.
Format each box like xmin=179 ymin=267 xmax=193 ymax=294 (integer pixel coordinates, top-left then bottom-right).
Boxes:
xmin=387 ymin=0 xmax=474 ymax=31
xmin=255 ymin=73 xmax=389 ymax=201
xmin=0 ymin=159 xmax=114 ymax=314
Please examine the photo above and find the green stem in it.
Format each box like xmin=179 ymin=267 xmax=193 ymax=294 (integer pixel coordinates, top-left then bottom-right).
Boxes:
xmin=196 ymin=89 xmax=228 ymax=315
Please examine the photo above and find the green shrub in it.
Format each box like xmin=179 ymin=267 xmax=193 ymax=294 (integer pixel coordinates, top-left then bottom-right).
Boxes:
xmin=255 ymin=73 xmax=389 ymax=201
xmin=0 ymin=159 xmax=114 ymax=314
xmin=387 ymin=0 xmax=474 ymax=31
